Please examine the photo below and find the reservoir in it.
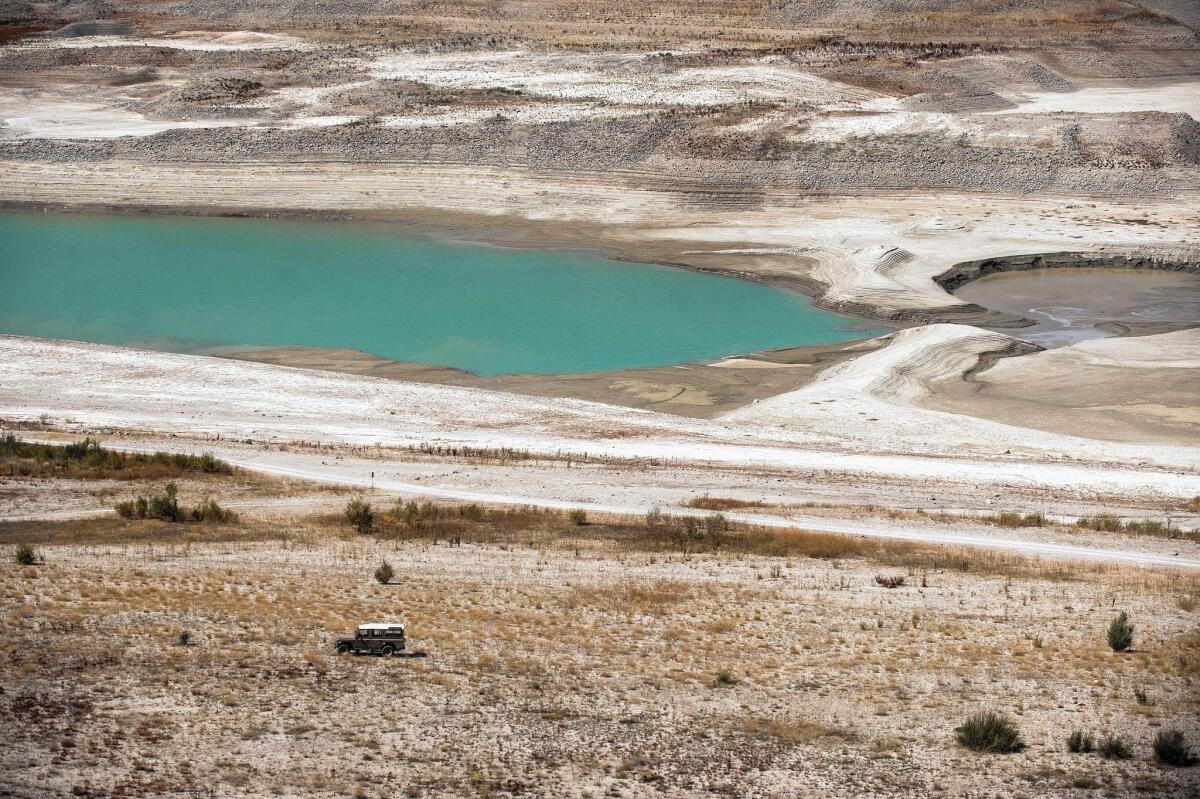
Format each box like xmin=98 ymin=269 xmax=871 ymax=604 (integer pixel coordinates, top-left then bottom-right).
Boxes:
xmin=0 ymin=212 xmax=883 ymax=375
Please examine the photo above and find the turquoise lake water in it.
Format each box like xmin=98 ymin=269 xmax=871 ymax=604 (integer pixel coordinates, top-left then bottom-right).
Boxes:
xmin=0 ymin=212 xmax=883 ymax=375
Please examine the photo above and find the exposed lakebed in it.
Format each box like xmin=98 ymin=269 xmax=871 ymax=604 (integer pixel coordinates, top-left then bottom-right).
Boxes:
xmin=955 ymin=267 xmax=1200 ymax=346
xmin=0 ymin=212 xmax=883 ymax=375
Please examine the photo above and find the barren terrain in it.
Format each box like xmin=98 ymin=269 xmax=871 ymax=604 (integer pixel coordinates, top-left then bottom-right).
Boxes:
xmin=2 ymin=1 xmax=1200 ymax=796
xmin=2 ymin=498 xmax=1199 ymax=797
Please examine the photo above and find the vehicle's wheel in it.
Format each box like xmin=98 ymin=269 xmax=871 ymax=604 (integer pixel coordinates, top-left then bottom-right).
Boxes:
xmin=335 ymin=643 xmax=351 ymax=655
xmin=380 ymin=644 xmax=395 ymax=657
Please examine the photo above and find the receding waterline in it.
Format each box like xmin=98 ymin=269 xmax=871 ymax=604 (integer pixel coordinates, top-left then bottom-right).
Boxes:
xmin=954 ymin=267 xmax=1200 ymax=347
xmin=0 ymin=212 xmax=885 ymax=376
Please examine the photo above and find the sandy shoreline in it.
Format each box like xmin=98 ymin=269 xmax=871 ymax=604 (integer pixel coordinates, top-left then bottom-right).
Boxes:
xmin=217 ymin=337 xmax=887 ymax=419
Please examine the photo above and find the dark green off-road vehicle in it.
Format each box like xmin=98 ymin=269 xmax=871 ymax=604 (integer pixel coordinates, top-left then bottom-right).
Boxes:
xmin=334 ymin=623 xmax=406 ymax=656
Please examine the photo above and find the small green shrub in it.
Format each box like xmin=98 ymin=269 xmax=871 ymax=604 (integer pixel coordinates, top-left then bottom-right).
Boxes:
xmin=395 ymin=500 xmax=442 ymax=525
xmin=344 ymin=497 xmax=375 ymax=533
xmin=1098 ymin=734 xmax=1132 ymax=760
xmin=954 ymin=711 xmax=1024 ymax=753
xmin=1068 ymin=730 xmax=1095 ymax=753
xmin=115 ymin=484 xmax=234 ymax=524
xmin=148 ymin=482 xmax=182 ymax=522
xmin=645 ymin=507 xmax=663 ymax=526
xmin=374 ymin=560 xmax=395 ymax=585
xmin=568 ymin=509 xmax=588 ymax=526
xmin=190 ymin=497 xmax=237 ymax=523
xmin=1107 ymin=611 xmax=1134 ymax=652
xmin=1153 ymin=730 xmax=1194 ymax=767
xmin=715 ymin=668 xmax=737 ymax=686
xmin=13 ymin=543 xmax=38 ymax=566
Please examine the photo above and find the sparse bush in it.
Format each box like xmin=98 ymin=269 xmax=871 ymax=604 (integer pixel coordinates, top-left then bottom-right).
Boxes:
xmin=148 ymin=482 xmax=182 ymax=522
xmin=14 ymin=543 xmax=38 ymax=565
xmin=189 ymin=497 xmax=237 ymax=523
xmin=1068 ymin=730 xmax=1095 ymax=753
xmin=1075 ymin=513 xmax=1190 ymax=539
xmin=1153 ymin=730 xmax=1195 ymax=767
xmin=1178 ymin=595 xmax=1197 ymax=612
xmin=874 ymin=574 xmax=906 ymax=588
xmin=394 ymin=499 xmax=444 ymax=527
xmin=115 ymin=483 xmax=227 ymax=523
xmin=1 ymin=434 xmax=232 ymax=479
xmin=374 ymin=560 xmax=395 ymax=585
xmin=568 ymin=509 xmax=588 ymax=526
xmin=344 ymin=497 xmax=375 ymax=533
xmin=1078 ymin=513 xmax=1122 ymax=532
xmin=1107 ymin=611 xmax=1134 ymax=652
xmin=457 ymin=503 xmax=484 ymax=521
xmin=954 ymin=711 xmax=1024 ymax=753
xmin=1098 ymin=734 xmax=1131 ymax=760
xmin=705 ymin=513 xmax=728 ymax=535
xmin=645 ymin=507 xmax=663 ymax=526
xmin=715 ymin=668 xmax=737 ymax=686
xmin=687 ymin=495 xmax=763 ymax=511
xmin=1133 ymin=686 xmax=1152 ymax=706
xmin=177 ymin=631 xmax=190 ymax=647
xmin=994 ymin=511 xmax=1045 ymax=528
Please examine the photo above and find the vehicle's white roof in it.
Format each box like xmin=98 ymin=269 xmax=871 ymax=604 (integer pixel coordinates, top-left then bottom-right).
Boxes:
xmin=358 ymin=622 xmax=404 ymax=630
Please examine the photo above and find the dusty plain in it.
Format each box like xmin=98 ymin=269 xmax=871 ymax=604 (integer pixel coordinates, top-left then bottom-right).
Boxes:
xmin=3 ymin=502 xmax=1200 ymax=798
xmin=2 ymin=1 xmax=1200 ymax=797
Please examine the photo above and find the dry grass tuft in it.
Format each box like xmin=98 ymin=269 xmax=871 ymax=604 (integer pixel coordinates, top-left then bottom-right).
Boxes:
xmin=565 ymin=579 xmax=697 ymax=614
xmin=743 ymin=716 xmax=859 ymax=745
xmin=686 ymin=495 xmax=765 ymax=511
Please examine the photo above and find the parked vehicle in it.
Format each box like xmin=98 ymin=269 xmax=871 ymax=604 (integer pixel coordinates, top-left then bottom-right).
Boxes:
xmin=334 ymin=623 xmax=406 ymax=656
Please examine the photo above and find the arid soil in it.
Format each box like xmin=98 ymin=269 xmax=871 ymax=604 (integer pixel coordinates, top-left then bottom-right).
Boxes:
xmin=2 ymin=506 xmax=1199 ymax=798
xmin=2 ymin=3 xmax=1200 ymax=796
